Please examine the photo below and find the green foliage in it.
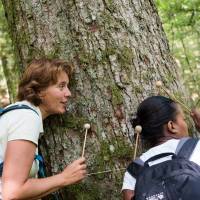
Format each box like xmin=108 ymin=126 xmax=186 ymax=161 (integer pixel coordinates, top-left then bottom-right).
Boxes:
xmin=155 ymin=0 xmax=200 ymax=106
xmin=0 ymin=2 xmax=19 ymax=104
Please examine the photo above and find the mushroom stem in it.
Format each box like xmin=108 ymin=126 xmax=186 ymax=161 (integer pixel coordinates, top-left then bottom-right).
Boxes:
xmin=82 ymin=128 xmax=88 ymax=157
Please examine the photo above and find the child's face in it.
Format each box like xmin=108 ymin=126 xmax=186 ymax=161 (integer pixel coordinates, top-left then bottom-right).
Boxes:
xmin=174 ymin=105 xmax=189 ymax=137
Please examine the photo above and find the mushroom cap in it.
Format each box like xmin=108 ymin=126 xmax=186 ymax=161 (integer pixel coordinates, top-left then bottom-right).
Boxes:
xmin=135 ymin=125 xmax=142 ymax=133
xmin=84 ymin=123 xmax=91 ymax=129
xmin=156 ymin=80 xmax=163 ymax=87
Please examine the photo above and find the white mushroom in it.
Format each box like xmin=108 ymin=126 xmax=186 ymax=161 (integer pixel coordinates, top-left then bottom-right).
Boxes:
xmin=84 ymin=123 xmax=91 ymax=129
xmin=156 ymin=80 xmax=163 ymax=88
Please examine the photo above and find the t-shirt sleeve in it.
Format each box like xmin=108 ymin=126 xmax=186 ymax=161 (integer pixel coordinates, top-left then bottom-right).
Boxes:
xmin=7 ymin=109 xmax=41 ymax=145
xmin=122 ymin=171 xmax=136 ymax=191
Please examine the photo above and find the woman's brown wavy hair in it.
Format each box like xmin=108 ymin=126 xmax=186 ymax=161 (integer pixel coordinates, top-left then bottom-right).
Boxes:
xmin=17 ymin=58 xmax=73 ymax=106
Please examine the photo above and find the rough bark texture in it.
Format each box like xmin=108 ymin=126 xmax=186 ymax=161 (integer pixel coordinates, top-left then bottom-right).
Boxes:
xmin=2 ymin=0 xmax=186 ymax=199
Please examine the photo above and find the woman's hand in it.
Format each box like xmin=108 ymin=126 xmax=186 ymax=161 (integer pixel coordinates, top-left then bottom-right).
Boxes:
xmin=191 ymin=108 xmax=200 ymax=132
xmin=60 ymin=157 xmax=87 ymax=186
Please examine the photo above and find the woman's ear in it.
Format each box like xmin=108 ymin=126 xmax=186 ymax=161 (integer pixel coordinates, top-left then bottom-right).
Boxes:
xmin=38 ymin=90 xmax=45 ymax=98
xmin=167 ymin=121 xmax=178 ymax=134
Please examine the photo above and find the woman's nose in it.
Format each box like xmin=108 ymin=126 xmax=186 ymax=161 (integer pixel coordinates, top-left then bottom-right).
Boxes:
xmin=64 ymin=87 xmax=71 ymax=97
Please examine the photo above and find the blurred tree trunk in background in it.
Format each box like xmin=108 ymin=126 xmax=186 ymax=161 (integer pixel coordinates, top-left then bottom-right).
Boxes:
xmin=1 ymin=56 xmax=18 ymax=103
xmin=155 ymin=0 xmax=200 ymax=103
xmin=1 ymin=0 xmax=187 ymax=199
xmin=0 ymin=3 xmax=19 ymax=105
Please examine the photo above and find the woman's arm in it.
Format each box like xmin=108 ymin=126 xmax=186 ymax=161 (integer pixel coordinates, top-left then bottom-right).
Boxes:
xmin=122 ymin=171 xmax=136 ymax=200
xmin=2 ymin=140 xmax=86 ymax=200
xmin=122 ymin=189 xmax=135 ymax=200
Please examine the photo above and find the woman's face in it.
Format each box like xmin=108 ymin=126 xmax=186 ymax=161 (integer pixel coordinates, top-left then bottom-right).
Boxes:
xmin=39 ymin=71 xmax=71 ymax=118
xmin=173 ymin=105 xmax=189 ymax=137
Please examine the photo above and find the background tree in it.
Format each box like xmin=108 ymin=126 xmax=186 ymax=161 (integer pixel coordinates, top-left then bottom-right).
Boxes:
xmin=0 ymin=3 xmax=19 ymax=105
xmin=1 ymin=0 xmax=189 ymax=199
xmin=156 ymin=0 xmax=200 ymax=105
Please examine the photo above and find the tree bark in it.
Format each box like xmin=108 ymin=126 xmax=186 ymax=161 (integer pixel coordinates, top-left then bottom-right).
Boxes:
xmin=2 ymin=0 xmax=186 ymax=199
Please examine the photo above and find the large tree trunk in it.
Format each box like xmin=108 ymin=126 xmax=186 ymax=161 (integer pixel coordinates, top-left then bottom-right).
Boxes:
xmin=2 ymin=0 xmax=186 ymax=199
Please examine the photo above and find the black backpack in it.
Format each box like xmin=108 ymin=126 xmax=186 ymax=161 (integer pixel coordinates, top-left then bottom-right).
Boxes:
xmin=127 ymin=137 xmax=200 ymax=200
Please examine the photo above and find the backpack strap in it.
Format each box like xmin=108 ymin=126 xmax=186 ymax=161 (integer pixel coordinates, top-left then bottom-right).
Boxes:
xmin=176 ymin=137 xmax=199 ymax=159
xmin=0 ymin=162 xmax=3 ymax=177
xmin=0 ymin=104 xmax=39 ymax=116
xmin=175 ymin=137 xmax=191 ymax=154
xmin=144 ymin=152 xmax=175 ymax=166
xmin=35 ymin=154 xmax=46 ymax=178
xmin=127 ymin=158 xmax=144 ymax=178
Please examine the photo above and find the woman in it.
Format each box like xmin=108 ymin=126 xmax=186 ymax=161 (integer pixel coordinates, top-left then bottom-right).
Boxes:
xmin=122 ymin=95 xmax=200 ymax=200
xmin=0 ymin=58 xmax=87 ymax=199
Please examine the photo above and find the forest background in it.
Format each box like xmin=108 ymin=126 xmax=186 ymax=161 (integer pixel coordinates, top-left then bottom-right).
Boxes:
xmin=0 ymin=0 xmax=200 ymax=106
xmin=0 ymin=0 xmax=200 ymax=199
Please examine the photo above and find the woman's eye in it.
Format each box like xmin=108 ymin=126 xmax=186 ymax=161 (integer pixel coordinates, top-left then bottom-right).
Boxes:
xmin=58 ymin=84 xmax=66 ymax=90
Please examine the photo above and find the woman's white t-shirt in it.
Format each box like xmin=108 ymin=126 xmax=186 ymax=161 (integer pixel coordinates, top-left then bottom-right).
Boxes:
xmin=122 ymin=139 xmax=200 ymax=191
xmin=0 ymin=101 xmax=43 ymax=199
xmin=0 ymin=100 xmax=44 ymax=197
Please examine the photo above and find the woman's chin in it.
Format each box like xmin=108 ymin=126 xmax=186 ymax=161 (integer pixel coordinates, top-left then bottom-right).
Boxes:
xmin=59 ymin=108 xmax=66 ymax=114
xmin=53 ymin=106 xmax=66 ymax=114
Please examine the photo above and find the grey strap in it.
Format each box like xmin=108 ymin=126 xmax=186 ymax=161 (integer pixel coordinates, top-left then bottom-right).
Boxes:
xmin=175 ymin=137 xmax=190 ymax=154
xmin=134 ymin=158 xmax=144 ymax=166
xmin=177 ymin=138 xmax=199 ymax=159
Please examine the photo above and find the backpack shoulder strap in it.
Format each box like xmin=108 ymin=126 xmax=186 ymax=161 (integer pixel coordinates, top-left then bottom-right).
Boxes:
xmin=176 ymin=137 xmax=199 ymax=159
xmin=127 ymin=158 xmax=144 ymax=178
xmin=0 ymin=162 xmax=3 ymax=177
xmin=144 ymin=152 xmax=175 ymax=166
xmin=175 ymin=137 xmax=190 ymax=154
xmin=35 ymin=154 xmax=46 ymax=178
xmin=0 ymin=104 xmax=38 ymax=116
